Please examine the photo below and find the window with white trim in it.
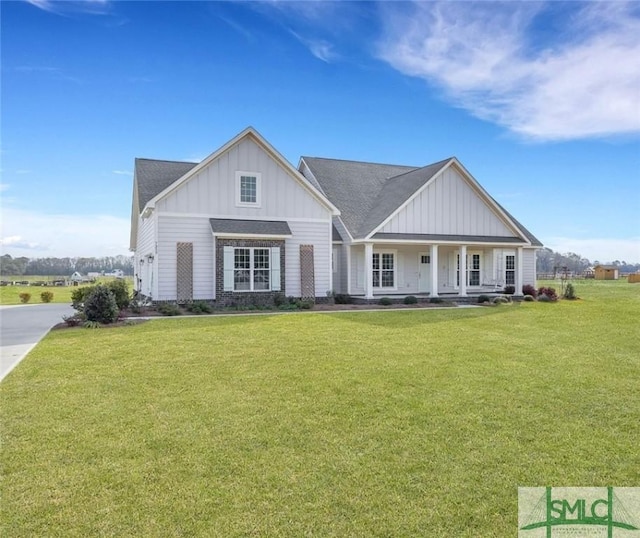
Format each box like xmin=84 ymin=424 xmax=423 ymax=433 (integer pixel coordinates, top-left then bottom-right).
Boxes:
xmin=235 ymin=171 xmax=261 ymax=207
xmin=456 ymin=252 xmax=482 ymax=287
xmin=224 ymin=246 xmax=280 ymax=292
xmin=505 ymin=254 xmax=515 ymax=286
xmin=234 ymin=248 xmax=270 ymax=291
xmin=372 ymin=252 xmax=395 ymax=288
xmin=469 ymin=253 xmax=481 ymax=286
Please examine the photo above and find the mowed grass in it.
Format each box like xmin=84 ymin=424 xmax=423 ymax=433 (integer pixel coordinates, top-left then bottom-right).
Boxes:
xmin=1 ymin=280 xmax=638 ymax=537
xmin=0 ymin=277 xmax=131 ymax=305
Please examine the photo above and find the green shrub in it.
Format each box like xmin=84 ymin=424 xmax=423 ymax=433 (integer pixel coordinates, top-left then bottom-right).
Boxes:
xmin=83 ymin=320 xmax=100 ymax=329
xmin=538 ymin=294 xmax=552 ymax=303
xmin=503 ymin=285 xmax=515 ymax=295
xmin=273 ymin=293 xmax=287 ymax=307
xmin=40 ymin=291 xmax=54 ymax=303
xmin=157 ymin=303 xmax=181 ymax=316
xmin=403 ymin=295 xmax=418 ymax=304
xmin=563 ymin=283 xmax=578 ymax=300
xmin=84 ymin=285 xmax=119 ymax=324
xmin=278 ymin=303 xmax=298 ymax=311
xmin=71 ymin=286 xmax=95 ymax=310
xmin=334 ymin=294 xmax=353 ymax=305
xmin=493 ymin=296 xmax=510 ymax=304
xmin=186 ymin=301 xmax=213 ymax=314
xmin=378 ymin=297 xmax=392 ymax=306
xmin=523 ymin=294 xmax=535 ymax=302
xmin=477 ymin=295 xmax=491 ymax=304
xmin=106 ymin=279 xmax=130 ymax=309
xmin=296 ymin=299 xmax=314 ymax=310
xmin=429 ymin=297 xmax=444 ymax=304
xmin=19 ymin=292 xmax=31 ymax=304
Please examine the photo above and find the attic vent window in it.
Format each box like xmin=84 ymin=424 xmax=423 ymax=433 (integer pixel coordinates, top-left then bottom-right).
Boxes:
xmin=236 ymin=171 xmax=262 ymax=207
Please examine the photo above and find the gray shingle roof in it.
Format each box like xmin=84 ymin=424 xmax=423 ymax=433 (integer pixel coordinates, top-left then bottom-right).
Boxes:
xmin=209 ymin=219 xmax=292 ymax=236
xmin=135 ymin=158 xmax=198 ymax=212
xmin=301 ymin=157 xmax=417 ymax=239
xmin=134 ymin=153 xmax=542 ymax=248
xmin=302 ymin=156 xmax=542 ymax=246
xmin=356 ymin=159 xmax=452 ymax=238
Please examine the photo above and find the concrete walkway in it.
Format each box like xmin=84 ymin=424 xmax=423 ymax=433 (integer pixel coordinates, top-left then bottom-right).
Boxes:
xmin=0 ymin=303 xmax=75 ymax=382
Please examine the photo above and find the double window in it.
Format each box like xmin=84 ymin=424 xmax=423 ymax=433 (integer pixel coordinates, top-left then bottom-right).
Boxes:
xmin=373 ymin=252 xmax=395 ymax=288
xmin=223 ymin=246 xmax=280 ymax=292
xmin=233 ymin=248 xmax=270 ymax=291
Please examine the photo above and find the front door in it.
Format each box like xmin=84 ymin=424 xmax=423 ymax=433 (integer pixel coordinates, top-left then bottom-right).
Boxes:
xmin=418 ymin=253 xmax=431 ymax=293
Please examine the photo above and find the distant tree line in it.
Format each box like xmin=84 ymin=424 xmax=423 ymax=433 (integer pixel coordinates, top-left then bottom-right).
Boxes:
xmin=536 ymin=247 xmax=640 ymax=274
xmin=0 ymin=254 xmax=134 ymax=276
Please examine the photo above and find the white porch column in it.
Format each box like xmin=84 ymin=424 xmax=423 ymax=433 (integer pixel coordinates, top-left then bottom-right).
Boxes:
xmin=516 ymin=247 xmax=524 ymax=296
xmin=430 ymin=244 xmax=439 ymax=297
xmin=346 ymin=246 xmax=352 ymax=295
xmin=459 ymin=245 xmax=467 ymax=297
xmin=364 ymin=242 xmax=374 ymax=300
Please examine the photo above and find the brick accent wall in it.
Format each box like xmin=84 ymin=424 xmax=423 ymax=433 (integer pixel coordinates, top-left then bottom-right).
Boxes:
xmin=215 ymin=238 xmax=286 ymax=306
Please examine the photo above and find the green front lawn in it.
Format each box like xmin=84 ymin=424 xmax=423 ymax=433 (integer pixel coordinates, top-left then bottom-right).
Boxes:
xmin=1 ymin=280 xmax=638 ymax=536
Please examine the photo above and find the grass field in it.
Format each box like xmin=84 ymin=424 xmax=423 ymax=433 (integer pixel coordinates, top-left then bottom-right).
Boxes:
xmin=1 ymin=279 xmax=638 ymax=536
xmin=0 ymin=277 xmax=132 ymax=305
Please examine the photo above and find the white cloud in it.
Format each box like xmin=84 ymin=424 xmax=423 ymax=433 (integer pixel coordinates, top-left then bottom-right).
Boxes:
xmin=544 ymin=236 xmax=640 ymax=264
xmin=290 ymin=30 xmax=338 ymax=63
xmin=112 ymin=170 xmax=132 ymax=176
xmin=378 ymin=2 xmax=640 ymax=140
xmin=0 ymin=208 xmax=130 ymax=258
xmin=0 ymin=235 xmax=46 ymax=251
xmin=26 ymin=0 xmax=111 ymax=15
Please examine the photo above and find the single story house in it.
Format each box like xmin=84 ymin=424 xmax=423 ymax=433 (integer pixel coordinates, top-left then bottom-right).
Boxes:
xmin=130 ymin=127 xmax=542 ymax=303
xmin=594 ymin=265 xmax=619 ymax=280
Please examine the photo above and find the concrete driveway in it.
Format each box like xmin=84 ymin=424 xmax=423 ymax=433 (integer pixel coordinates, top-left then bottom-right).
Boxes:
xmin=0 ymin=303 xmax=75 ymax=382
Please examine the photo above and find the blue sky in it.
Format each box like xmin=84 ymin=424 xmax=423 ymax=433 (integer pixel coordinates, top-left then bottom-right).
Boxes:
xmin=2 ymin=0 xmax=639 ymax=263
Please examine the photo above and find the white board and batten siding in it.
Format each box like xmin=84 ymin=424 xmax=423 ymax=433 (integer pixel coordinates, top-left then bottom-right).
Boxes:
xmin=156 ymin=216 xmax=214 ymax=301
xmin=522 ymin=249 xmax=536 ymax=287
xmin=151 ymin=136 xmax=334 ymax=301
xmin=155 ymin=137 xmax=329 ymax=220
xmin=284 ymin=221 xmax=332 ymax=298
xmin=379 ymin=167 xmax=515 ymax=237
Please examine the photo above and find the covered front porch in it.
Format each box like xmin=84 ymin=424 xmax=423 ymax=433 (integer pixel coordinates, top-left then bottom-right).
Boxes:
xmin=342 ymin=241 xmax=530 ymax=300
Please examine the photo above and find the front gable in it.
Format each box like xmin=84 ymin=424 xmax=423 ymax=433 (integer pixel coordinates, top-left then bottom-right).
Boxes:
xmin=152 ymin=129 xmax=337 ymax=221
xmin=376 ymin=161 xmax=524 ymax=241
